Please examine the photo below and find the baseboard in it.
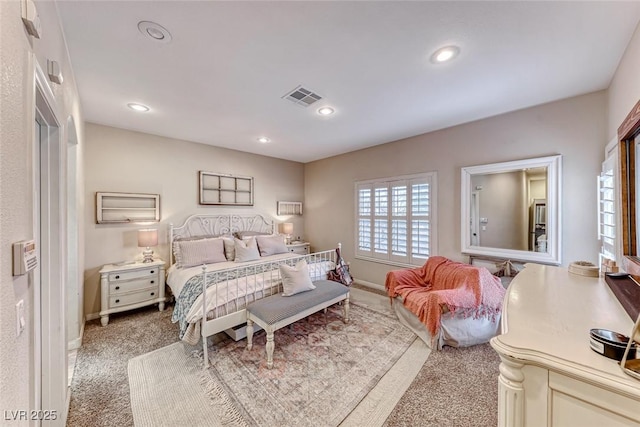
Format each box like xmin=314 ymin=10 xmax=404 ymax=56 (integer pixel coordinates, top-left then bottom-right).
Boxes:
xmin=353 ymin=279 xmax=385 ymax=292
xmin=85 ymin=312 xmax=100 ymax=321
xmin=67 ymin=320 xmax=84 ymax=351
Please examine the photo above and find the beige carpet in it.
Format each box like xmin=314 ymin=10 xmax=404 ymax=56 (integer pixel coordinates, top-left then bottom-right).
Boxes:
xmin=384 ymin=343 xmax=500 ymax=426
xmin=129 ymin=303 xmax=429 ymax=427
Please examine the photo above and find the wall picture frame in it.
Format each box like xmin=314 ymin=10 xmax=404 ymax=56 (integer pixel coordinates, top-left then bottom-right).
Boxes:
xmin=199 ymin=171 xmax=254 ymax=206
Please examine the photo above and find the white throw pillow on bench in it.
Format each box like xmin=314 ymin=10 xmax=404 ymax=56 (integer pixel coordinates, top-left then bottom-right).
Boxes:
xmin=280 ymin=259 xmax=316 ymax=296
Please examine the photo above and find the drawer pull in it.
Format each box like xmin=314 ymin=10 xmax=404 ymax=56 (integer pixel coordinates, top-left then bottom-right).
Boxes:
xmin=150 ymin=280 xmax=154 ymax=284
xmin=115 ymin=299 xmax=120 ymax=303
xmin=150 ymin=270 xmax=155 ymax=274
xmin=150 ymin=292 xmax=155 ymax=296
xmin=115 ymin=286 xmax=120 ymax=290
xmin=115 ymin=275 xmax=120 ymax=279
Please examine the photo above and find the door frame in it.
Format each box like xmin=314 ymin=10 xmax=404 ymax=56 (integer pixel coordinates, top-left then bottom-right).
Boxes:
xmin=32 ymin=56 xmax=67 ymax=424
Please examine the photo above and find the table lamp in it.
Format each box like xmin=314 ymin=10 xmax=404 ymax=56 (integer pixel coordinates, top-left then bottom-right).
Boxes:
xmin=138 ymin=228 xmax=158 ymax=263
xmin=280 ymin=222 xmax=293 ymax=244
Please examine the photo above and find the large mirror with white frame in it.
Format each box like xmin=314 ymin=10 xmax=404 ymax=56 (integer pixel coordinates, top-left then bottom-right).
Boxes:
xmin=461 ymin=155 xmax=562 ymax=265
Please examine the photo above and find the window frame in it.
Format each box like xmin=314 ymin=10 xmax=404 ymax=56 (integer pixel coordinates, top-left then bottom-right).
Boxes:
xmin=354 ymin=172 xmax=437 ymax=267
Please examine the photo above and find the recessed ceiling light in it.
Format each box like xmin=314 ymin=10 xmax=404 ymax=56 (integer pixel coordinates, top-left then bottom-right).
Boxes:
xmin=317 ymin=107 xmax=335 ymax=116
xmin=138 ymin=21 xmax=172 ymax=44
xmin=257 ymin=137 xmax=271 ymax=143
xmin=430 ymin=45 xmax=460 ymax=63
xmin=127 ymin=103 xmax=150 ymax=112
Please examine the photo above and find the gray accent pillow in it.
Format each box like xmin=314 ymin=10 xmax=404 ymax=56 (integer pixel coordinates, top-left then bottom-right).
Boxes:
xmin=177 ymin=237 xmax=226 ymax=268
xmin=234 ymin=238 xmax=261 ymax=262
xmin=280 ymin=259 xmax=316 ymax=296
xmin=256 ymin=234 xmax=288 ymax=256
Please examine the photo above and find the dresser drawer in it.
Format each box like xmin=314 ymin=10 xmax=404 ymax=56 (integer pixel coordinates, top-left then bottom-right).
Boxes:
xmin=109 ymin=267 xmax=159 ymax=282
xmin=109 ymin=277 xmax=158 ymax=294
xmin=109 ymin=287 xmax=159 ymax=308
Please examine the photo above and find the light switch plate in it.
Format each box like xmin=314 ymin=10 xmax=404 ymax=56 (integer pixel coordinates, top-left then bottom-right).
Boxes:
xmin=16 ymin=300 xmax=25 ymax=337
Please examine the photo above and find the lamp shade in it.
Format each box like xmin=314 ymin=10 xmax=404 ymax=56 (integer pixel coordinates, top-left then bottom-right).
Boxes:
xmin=138 ymin=229 xmax=158 ymax=248
xmin=280 ymin=222 xmax=293 ymax=235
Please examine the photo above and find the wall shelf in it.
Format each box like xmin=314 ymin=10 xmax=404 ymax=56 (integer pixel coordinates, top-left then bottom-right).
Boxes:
xmin=96 ymin=192 xmax=160 ymax=224
xmin=277 ymin=201 xmax=303 ymax=215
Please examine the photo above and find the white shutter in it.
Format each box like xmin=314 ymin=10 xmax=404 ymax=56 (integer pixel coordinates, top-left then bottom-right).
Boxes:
xmin=410 ymin=180 xmax=430 ymax=263
xmin=390 ymin=182 xmax=408 ymax=262
xmin=356 ymin=184 xmax=373 ymax=256
xmin=599 ymin=154 xmax=617 ymax=263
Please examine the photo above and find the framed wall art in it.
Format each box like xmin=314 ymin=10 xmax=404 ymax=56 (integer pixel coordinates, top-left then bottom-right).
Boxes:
xmin=199 ymin=171 xmax=254 ymax=206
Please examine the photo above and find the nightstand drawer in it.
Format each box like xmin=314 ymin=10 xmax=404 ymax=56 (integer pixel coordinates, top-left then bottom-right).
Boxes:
xmin=287 ymin=243 xmax=310 ymax=255
xmin=109 ymin=267 xmax=159 ymax=282
xmin=109 ymin=277 xmax=158 ymax=294
xmin=109 ymin=287 xmax=158 ymax=308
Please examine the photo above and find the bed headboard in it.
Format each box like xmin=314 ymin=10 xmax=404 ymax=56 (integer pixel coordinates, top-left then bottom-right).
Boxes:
xmin=169 ymin=213 xmax=277 ymax=264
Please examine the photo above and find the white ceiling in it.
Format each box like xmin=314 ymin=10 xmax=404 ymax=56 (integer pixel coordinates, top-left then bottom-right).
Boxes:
xmin=57 ymin=1 xmax=640 ymax=163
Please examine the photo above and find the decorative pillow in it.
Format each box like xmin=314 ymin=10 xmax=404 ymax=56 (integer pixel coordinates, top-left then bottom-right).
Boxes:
xmin=280 ymin=259 xmax=316 ymax=296
xmin=221 ymin=236 xmax=235 ymax=260
xmin=234 ymin=238 xmax=261 ymax=262
xmin=234 ymin=230 xmax=271 ymax=240
xmin=256 ymin=234 xmax=288 ymax=256
xmin=176 ymin=237 xmax=226 ymax=268
xmin=172 ymin=235 xmax=209 ymax=267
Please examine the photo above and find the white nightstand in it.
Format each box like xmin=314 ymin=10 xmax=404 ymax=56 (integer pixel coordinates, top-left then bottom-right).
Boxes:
xmin=286 ymin=242 xmax=310 ymax=255
xmin=99 ymin=259 xmax=166 ymax=326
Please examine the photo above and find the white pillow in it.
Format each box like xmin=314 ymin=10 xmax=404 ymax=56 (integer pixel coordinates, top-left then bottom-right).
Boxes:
xmin=177 ymin=237 xmax=226 ymax=268
xmin=280 ymin=259 xmax=316 ymax=296
xmin=234 ymin=238 xmax=261 ymax=262
xmin=256 ymin=234 xmax=288 ymax=256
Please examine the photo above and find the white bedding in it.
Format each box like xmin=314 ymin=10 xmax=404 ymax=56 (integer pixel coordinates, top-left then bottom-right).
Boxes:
xmin=168 ymin=252 xmax=334 ymax=326
xmin=167 ymin=252 xmax=296 ymax=299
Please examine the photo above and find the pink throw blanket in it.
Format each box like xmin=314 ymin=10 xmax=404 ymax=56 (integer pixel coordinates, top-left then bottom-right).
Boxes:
xmin=385 ymin=256 xmax=505 ymax=338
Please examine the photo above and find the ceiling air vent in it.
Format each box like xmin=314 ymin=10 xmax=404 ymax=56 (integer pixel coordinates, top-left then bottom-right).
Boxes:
xmin=282 ymin=85 xmax=322 ymax=107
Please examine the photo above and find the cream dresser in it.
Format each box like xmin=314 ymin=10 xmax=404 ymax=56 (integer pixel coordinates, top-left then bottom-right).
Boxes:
xmin=491 ymin=263 xmax=640 ymax=427
xmin=99 ymin=259 xmax=166 ymax=326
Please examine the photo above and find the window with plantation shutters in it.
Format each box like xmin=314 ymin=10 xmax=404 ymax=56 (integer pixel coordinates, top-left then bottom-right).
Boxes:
xmin=355 ymin=172 xmax=437 ymax=266
xmin=599 ymin=140 xmax=619 ymax=266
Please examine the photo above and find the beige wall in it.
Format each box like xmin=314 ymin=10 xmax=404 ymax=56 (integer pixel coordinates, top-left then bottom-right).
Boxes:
xmin=471 ymin=171 xmax=527 ymax=251
xmin=83 ymin=124 xmax=304 ymax=316
xmin=305 ymin=92 xmax=607 ymax=286
xmin=608 ymin=21 xmax=640 ymax=139
xmin=0 ymin=0 xmax=84 ymax=421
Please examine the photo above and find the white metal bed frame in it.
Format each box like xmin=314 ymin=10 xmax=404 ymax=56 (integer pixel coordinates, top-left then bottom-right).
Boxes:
xmin=168 ymin=213 xmax=339 ymax=364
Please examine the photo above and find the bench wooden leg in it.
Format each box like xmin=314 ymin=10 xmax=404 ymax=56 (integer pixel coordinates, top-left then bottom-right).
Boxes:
xmin=266 ymin=329 xmax=275 ymax=369
xmin=343 ymin=296 xmax=350 ymax=323
xmin=246 ymin=319 xmax=254 ymax=350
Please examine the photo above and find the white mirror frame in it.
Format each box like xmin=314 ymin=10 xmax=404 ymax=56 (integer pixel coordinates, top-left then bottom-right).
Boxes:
xmin=461 ymin=155 xmax=562 ymax=265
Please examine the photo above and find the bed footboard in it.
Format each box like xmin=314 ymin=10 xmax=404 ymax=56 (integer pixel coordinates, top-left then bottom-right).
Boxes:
xmin=200 ymin=246 xmax=340 ymax=363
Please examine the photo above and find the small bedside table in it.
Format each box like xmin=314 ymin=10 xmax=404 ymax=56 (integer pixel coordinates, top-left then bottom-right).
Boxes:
xmin=99 ymin=259 xmax=166 ymax=326
xmin=286 ymin=242 xmax=310 ymax=255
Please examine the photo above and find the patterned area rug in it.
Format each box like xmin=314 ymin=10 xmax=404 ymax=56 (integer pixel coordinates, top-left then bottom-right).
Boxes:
xmin=203 ymin=304 xmax=416 ymax=427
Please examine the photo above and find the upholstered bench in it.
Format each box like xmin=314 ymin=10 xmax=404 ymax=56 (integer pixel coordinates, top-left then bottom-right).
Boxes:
xmin=246 ymin=279 xmax=350 ymax=369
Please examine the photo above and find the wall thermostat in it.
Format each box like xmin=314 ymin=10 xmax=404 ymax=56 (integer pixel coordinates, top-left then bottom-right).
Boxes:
xmin=13 ymin=239 xmax=38 ymax=276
